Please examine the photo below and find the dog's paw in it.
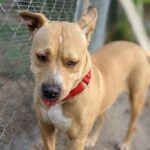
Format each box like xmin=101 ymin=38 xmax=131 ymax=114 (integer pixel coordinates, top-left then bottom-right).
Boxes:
xmin=115 ymin=143 xmax=130 ymax=150
xmin=120 ymin=143 xmax=130 ymax=150
xmin=85 ymin=137 xmax=96 ymax=148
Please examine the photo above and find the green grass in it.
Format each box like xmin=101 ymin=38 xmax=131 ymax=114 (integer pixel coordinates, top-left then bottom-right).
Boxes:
xmin=0 ymin=0 xmax=5 ymax=3
xmin=0 ymin=23 xmax=31 ymax=77
xmin=144 ymin=0 xmax=150 ymax=3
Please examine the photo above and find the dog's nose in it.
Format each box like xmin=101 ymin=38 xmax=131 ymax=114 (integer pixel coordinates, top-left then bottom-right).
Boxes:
xmin=42 ymin=84 xmax=61 ymax=100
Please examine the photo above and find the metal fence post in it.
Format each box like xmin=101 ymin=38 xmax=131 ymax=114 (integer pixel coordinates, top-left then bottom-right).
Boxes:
xmin=89 ymin=0 xmax=111 ymax=51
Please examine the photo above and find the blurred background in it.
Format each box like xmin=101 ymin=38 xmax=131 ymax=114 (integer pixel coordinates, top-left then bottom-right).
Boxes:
xmin=0 ymin=0 xmax=150 ymax=150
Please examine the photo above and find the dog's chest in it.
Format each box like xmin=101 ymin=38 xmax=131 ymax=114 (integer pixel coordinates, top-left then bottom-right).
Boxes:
xmin=40 ymin=105 xmax=71 ymax=131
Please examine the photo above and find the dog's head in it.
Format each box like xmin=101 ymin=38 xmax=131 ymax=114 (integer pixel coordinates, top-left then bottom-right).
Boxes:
xmin=19 ymin=9 xmax=97 ymax=102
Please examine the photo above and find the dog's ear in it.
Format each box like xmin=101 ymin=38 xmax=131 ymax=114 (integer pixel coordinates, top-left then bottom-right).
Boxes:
xmin=18 ymin=11 xmax=47 ymax=36
xmin=78 ymin=8 xmax=97 ymax=43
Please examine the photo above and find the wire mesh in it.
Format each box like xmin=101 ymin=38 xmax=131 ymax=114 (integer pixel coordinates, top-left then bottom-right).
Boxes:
xmin=0 ymin=1 xmax=77 ymax=149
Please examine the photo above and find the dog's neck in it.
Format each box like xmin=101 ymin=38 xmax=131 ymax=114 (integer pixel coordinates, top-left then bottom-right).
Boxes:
xmin=82 ymin=51 xmax=92 ymax=77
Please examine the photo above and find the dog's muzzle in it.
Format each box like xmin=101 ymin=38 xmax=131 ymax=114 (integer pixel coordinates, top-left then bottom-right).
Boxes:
xmin=41 ymin=70 xmax=91 ymax=107
xmin=42 ymin=83 xmax=61 ymax=101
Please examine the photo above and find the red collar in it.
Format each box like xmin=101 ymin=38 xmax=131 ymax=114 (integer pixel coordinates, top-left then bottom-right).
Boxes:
xmin=43 ymin=70 xmax=91 ymax=107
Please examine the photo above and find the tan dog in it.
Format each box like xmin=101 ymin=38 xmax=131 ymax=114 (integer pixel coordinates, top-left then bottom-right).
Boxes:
xmin=19 ymin=9 xmax=150 ymax=150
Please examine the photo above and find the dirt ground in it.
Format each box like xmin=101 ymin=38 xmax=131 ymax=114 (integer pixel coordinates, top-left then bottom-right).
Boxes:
xmin=0 ymin=76 xmax=150 ymax=150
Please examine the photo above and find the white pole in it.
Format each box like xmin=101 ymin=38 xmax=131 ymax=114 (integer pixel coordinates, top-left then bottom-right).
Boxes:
xmin=118 ymin=0 xmax=150 ymax=51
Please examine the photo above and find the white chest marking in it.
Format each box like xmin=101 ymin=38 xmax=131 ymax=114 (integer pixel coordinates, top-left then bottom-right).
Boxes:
xmin=40 ymin=105 xmax=71 ymax=131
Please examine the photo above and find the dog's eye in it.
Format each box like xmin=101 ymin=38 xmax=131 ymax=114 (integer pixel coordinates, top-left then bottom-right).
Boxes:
xmin=66 ymin=61 xmax=79 ymax=68
xmin=37 ymin=54 xmax=47 ymax=63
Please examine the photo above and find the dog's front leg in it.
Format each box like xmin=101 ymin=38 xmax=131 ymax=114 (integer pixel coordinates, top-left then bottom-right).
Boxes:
xmin=34 ymin=106 xmax=56 ymax=150
xmin=38 ymin=121 xmax=56 ymax=150
xmin=67 ymin=121 xmax=93 ymax=150
xmin=68 ymin=136 xmax=87 ymax=150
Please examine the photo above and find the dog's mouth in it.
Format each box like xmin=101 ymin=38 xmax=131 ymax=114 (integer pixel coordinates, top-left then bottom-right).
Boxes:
xmin=41 ymin=89 xmax=72 ymax=107
xmin=42 ymin=98 xmax=59 ymax=106
xmin=42 ymin=94 xmax=69 ymax=107
xmin=41 ymin=90 xmax=68 ymax=106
